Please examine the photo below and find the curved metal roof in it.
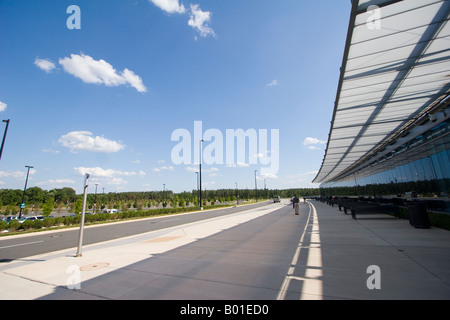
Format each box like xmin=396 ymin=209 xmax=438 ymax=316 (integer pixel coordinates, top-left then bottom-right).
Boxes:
xmin=313 ymin=0 xmax=450 ymax=184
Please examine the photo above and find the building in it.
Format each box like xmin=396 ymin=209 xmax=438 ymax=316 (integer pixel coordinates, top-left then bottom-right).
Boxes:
xmin=313 ymin=0 xmax=450 ymax=199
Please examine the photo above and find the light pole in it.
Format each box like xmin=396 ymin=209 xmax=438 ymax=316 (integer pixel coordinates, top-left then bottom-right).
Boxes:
xmin=94 ymin=183 xmax=98 ymax=214
xmin=163 ymin=184 xmax=166 ymax=206
xmin=254 ymin=169 xmax=258 ymax=202
xmin=195 ymin=171 xmax=199 ymax=207
xmin=0 ymin=119 xmax=10 ymax=161
xmin=18 ymin=165 xmax=33 ymax=219
xmin=76 ymin=173 xmax=90 ymax=257
xmin=199 ymin=139 xmax=204 ymax=210
xmin=235 ymin=182 xmax=239 ymax=206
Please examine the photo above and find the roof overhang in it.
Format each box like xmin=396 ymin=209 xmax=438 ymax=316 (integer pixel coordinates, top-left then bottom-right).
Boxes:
xmin=313 ymin=0 xmax=450 ymax=184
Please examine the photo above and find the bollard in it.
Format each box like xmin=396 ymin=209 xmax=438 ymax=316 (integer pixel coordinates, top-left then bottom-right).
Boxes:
xmin=407 ymin=202 xmax=430 ymax=229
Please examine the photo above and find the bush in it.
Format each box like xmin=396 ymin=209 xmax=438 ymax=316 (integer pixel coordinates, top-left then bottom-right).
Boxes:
xmin=0 ymin=220 xmax=8 ymax=231
xmin=43 ymin=217 xmax=56 ymax=228
xmin=33 ymin=219 xmax=43 ymax=229
xmin=8 ymin=220 xmax=20 ymax=232
xmin=54 ymin=217 xmax=64 ymax=226
xmin=21 ymin=220 xmax=34 ymax=230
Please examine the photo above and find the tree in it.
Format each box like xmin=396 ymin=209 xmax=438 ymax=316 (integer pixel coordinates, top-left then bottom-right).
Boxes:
xmin=42 ymin=197 xmax=55 ymax=216
xmin=73 ymin=198 xmax=83 ymax=214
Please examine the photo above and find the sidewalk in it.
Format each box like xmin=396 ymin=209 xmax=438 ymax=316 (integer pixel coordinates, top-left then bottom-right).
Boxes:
xmin=0 ymin=199 xmax=449 ymax=300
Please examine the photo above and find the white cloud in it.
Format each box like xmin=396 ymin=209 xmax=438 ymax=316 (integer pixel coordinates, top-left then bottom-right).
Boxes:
xmin=149 ymin=0 xmax=186 ymax=14
xmin=58 ymin=53 xmax=147 ymax=93
xmin=0 ymin=101 xmax=6 ymax=112
xmin=266 ymin=80 xmax=279 ymax=88
xmin=226 ymin=162 xmax=250 ymax=168
xmin=152 ymin=165 xmax=175 ymax=173
xmin=42 ymin=149 xmax=60 ymax=154
xmin=0 ymin=169 xmax=36 ymax=179
xmin=188 ymin=4 xmax=215 ymax=38
xmin=58 ymin=131 xmax=125 ymax=153
xmin=303 ymin=137 xmax=326 ymax=150
xmin=121 ymin=68 xmax=147 ymax=93
xmin=37 ymin=179 xmax=75 ymax=186
xmin=283 ymin=171 xmax=320 ymax=188
xmin=34 ymin=58 xmax=56 ymax=73
xmin=74 ymin=167 xmax=140 ymax=186
xmin=260 ymin=173 xmax=279 ymax=180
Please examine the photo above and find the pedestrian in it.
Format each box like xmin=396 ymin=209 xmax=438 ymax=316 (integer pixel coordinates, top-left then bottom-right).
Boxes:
xmin=293 ymin=195 xmax=300 ymax=215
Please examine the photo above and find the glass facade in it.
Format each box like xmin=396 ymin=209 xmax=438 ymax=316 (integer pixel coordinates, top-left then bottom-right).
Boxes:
xmin=320 ymin=120 xmax=450 ymax=199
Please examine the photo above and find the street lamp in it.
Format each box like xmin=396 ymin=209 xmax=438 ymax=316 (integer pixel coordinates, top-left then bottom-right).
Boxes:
xmin=195 ymin=171 xmax=199 ymax=207
xmin=94 ymin=183 xmax=98 ymax=214
xmin=0 ymin=119 xmax=10 ymax=161
xmin=199 ymin=139 xmax=204 ymax=210
xmin=254 ymin=169 xmax=258 ymax=202
xmin=18 ymin=165 xmax=33 ymax=219
xmin=163 ymin=184 xmax=166 ymax=206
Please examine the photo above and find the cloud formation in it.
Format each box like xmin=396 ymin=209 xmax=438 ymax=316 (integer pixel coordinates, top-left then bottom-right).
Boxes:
xmin=58 ymin=131 xmax=125 ymax=153
xmin=266 ymin=80 xmax=279 ymax=88
xmin=74 ymin=166 xmax=145 ymax=186
xmin=149 ymin=0 xmax=186 ymax=14
xmin=188 ymin=4 xmax=215 ymax=38
xmin=303 ymin=137 xmax=326 ymax=150
xmin=58 ymin=54 xmax=147 ymax=92
xmin=149 ymin=1 xmax=215 ymax=38
xmin=0 ymin=101 xmax=6 ymax=112
xmin=34 ymin=58 xmax=56 ymax=73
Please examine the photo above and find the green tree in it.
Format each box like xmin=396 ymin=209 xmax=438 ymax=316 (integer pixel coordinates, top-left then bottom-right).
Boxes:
xmin=73 ymin=198 xmax=83 ymax=214
xmin=42 ymin=197 xmax=55 ymax=216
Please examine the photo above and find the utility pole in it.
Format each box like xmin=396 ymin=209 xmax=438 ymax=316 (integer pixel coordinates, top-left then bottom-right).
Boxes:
xmin=254 ymin=169 xmax=258 ymax=203
xmin=18 ymin=165 xmax=33 ymax=219
xmin=0 ymin=119 xmax=10 ymax=161
xmin=76 ymin=173 xmax=90 ymax=257
xmin=199 ymin=139 xmax=204 ymax=210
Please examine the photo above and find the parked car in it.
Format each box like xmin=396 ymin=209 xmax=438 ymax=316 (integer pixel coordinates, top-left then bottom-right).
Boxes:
xmin=273 ymin=196 xmax=281 ymax=203
xmin=6 ymin=216 xmax=18 ymax=223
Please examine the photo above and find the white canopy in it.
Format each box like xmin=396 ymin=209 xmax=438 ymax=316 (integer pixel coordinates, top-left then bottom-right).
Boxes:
xmin=313 ymin=0 xmax=450 ymax=183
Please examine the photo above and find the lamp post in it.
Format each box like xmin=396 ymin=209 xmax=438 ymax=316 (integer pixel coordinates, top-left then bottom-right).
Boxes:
xmin=199 ymin=139 xmax=204 ymax=210
xmin=254 ymin=169 xmax=258 ymax=202
xmin=0 ymin=119 xmax=10 ymax=161
xmin=94 ymin=183 xmax=98 ymax=214
xmin=195 ymin=171 xmax=199 ymax=207
xmin=235 ymin=182 xmax=239 ymax=206
xmin=163 ymin=184 xmax=166 ymax=206
xmin=18 ymin=165 xmax=33 ymax=219
xmin=76 ymin=173 xmax=90 ymax=257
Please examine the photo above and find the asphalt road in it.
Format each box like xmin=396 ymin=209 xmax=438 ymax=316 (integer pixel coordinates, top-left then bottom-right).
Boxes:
xmin=0 ymin=201 xmax=273 ymax=262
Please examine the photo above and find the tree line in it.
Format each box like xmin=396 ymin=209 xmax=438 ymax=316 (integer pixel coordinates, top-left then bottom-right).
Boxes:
xmin=0 ymin=186 xmax=320 ymax=215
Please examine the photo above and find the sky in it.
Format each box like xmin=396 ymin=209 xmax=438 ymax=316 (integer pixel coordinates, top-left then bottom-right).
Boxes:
xmin=0 ymin=0 xmax=351 ymax=194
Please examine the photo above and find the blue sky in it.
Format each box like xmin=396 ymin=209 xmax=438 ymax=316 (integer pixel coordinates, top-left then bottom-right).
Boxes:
xmin=0 ymin=0 xmax=350 ymax=194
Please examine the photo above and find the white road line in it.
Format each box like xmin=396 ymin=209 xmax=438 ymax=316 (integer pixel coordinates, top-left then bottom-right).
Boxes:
xmin=276 ymin=203 xmax=312 ymax=300
xmin=0 ymin=240 xmax=44 ymax=250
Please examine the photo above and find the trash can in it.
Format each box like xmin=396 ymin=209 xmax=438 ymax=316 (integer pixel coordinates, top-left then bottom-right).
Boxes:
xmin=407 ymin=202 xmax=430 ymax=228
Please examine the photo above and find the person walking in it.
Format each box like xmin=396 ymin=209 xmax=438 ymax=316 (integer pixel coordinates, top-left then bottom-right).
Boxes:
xmin=293 ymin=195 xmax=300 ymax=215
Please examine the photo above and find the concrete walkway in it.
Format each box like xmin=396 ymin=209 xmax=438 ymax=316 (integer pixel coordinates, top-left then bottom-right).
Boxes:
xmin=0 ymin=199 xmax=449 ymax=300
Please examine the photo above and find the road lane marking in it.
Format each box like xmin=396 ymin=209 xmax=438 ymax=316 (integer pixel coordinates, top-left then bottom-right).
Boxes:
xmin=0 ymin=240 xmax=44 ymax=249
xmin=277 ymin=201 xmax=323 ymax=300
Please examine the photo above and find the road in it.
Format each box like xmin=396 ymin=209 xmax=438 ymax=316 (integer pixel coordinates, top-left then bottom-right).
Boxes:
xmin=0 ymin=201 xmax=273 ymax=262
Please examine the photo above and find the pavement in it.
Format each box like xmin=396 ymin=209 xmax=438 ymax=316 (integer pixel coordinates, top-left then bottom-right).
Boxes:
xmin=0 ymin=199 xmax=449 ymax=301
